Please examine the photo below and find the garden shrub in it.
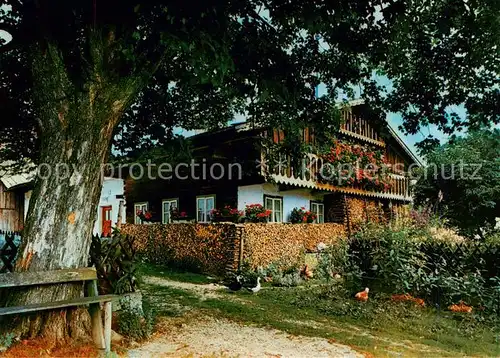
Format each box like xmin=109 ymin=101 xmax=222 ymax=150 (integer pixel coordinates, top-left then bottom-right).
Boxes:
xmin=335 ymin=223 xmax=500 ymax=314
xmin=316 ymin=239 xmax=350 ymax=280
xmin=0 ymin=333 xmax=15 ymax=351
xmin=272 ymin=271 xmax=303 ymax=287
xmin=89 ymin=228 xmax=139 ymax=295
xmin=246 ymin=259 xmax=304 ymax=287
xmin=369 ymin=229 xmax=427 ymax=294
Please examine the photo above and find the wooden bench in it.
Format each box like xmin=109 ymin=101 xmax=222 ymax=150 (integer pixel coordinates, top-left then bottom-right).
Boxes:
xmin=0 ymin=267 xmax=119 ymax=353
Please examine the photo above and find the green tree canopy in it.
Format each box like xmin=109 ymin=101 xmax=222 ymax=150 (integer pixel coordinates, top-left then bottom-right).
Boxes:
xmin=380 ymin=0 xmax=500 ymax=152
xmin=414 ymin=129 xmax=500 ymax=238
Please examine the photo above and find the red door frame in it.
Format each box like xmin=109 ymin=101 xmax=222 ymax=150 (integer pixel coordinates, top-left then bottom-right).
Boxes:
xmin=101 ymin=206 xmax=112 ymax=237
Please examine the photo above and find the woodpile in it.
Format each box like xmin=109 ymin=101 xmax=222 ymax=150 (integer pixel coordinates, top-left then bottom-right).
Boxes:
xmin=243 ymin=223 xmax=345 ymax=268
xmin=121 ymin=222 xmax=346 ymax=275
xmin=121 ymin=223 xmax=237 ymax=276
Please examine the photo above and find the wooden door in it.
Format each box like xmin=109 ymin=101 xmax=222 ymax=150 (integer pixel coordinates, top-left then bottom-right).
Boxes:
xmin=101 ymin=206 xmax=112 ymax=237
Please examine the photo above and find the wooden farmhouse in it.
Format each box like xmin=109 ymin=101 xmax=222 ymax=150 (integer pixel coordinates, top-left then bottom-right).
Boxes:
xmin=126 ymin=100 xmax=422 ymax=227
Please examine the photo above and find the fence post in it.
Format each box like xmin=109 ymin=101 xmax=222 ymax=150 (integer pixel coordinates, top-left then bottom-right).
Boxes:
xmin=116 ymin=200 xmax=124 ymax=229
xmin=343 ymin=195 xmax=351 ymax=239
xmin=224 ymin=224 xmax=245 ymax=276
xmin=237 ymin=224 xmax=245 ymax=271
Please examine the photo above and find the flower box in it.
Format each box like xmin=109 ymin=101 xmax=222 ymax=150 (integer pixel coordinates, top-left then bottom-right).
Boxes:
xmin=210 ymin=206 xmax=244 ymax=223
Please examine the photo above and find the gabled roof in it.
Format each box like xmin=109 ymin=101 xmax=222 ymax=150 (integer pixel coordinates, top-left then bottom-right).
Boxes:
xmin=386 ymin=124 xmax=423 ymax=167
xmin=186 ymin=100 xmax=423 ymax=166
xmin=340 ymin=99 xmax=423 ymax=166
xmin=0 ymin=161 xmax=35 ymax=190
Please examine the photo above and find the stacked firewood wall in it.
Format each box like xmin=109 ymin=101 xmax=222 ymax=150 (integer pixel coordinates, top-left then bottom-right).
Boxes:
xmin=343 ymin=195 xmax=408 ymax=236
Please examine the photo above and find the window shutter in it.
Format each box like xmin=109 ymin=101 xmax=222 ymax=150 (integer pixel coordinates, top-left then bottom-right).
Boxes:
xmin=303 ymin=127 xmax=309 ymax=144
xmin=273 ymin=129 xmax=279 ymax=143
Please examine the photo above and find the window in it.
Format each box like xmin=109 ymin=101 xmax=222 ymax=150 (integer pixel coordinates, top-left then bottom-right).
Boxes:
xmin=311 ymin=202 xmax=325 ymax=223
xmin=264 ymin=195 xmax=283 ymax=223
xmin=162 ymin=199 xmax=178 ymax=224
xmin=134 ymin=202 xmax=148 ymax=224
xmin=197 ymin=195 xmax=215 ymax=223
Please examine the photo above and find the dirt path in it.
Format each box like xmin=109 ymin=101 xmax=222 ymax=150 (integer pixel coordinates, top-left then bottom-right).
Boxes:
xmin=129 ymin=316 xmax=363 ymax=358
xmin=129 ymin=277 xmax=364 ymax=358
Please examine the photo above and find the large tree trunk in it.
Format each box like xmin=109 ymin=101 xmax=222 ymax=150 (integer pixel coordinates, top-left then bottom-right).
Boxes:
xmin=3 ymin=119 xmax=111 ymax=342
xmin=1 ymin=40 xmax=137 ymax=345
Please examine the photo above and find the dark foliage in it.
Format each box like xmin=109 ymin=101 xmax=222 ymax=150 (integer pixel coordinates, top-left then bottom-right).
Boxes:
xmin=88 ymin=229 xmax=139 ymax=295
xmin=414 ymin=129 xmax=500 ymax=237
xmin=0 ymin=0 xmax=394 ymax=163
xmin=347 ymin=234 xmax=500 ymax=310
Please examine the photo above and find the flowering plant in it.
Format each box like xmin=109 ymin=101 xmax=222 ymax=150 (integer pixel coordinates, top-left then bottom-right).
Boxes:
xmin=244 ymin=204 xmax=272 ymax=223
xmin=210 ymin=205 xmax=244 ymax=223
xmin=290 ymin=207 xmax=317 ymax=223
xmin=136 ymin=209 xmax=153 ymax=222
xmin=321 ymin=139 xmax=392 ymax=192
xmin=170 ymin=207 xmax=189 ymax=220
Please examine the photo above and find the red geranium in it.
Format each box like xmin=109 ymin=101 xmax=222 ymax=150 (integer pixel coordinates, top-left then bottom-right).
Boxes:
xmin=137 ymin=210 xmax=153 ymax=222
xmin=245 ymin=204 xmax=272 ymax=223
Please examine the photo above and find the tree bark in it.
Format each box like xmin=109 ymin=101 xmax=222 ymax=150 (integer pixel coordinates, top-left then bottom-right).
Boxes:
xmin=3 ymin=118 xmax=112 ymax=342
xmin=1 ymin=40 xmax=138 ymax=344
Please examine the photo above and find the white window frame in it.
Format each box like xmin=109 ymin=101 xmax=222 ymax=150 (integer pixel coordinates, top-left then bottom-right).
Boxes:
xmin=264 ymin=195 xmax=283 ymax=223
xmin=311 ymin=202 xmax=325 ymax=223
xmin=196 ymin=195 xmax=215 ymax=223
xmin=162 ymin=198 xmax=179 ymax=224
xmin=134 ymin=202 xmax=148 ymax=224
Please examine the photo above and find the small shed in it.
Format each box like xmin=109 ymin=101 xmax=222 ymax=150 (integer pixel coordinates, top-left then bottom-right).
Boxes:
xmin=0 ymin=163 xmax=34 ymax=232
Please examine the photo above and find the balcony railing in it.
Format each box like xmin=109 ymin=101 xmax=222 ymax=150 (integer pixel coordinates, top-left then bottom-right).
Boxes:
xmin=340 ymin=110 xmax=385 ymax=147
xmin=263 ymin=153 xmax=412 ymax=201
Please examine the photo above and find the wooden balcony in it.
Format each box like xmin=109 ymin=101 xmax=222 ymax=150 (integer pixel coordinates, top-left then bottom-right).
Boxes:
xmin=340 ymin=110 xmax=386 ymax=147
xmin=263 ymin=153 xmax=412 ymax=202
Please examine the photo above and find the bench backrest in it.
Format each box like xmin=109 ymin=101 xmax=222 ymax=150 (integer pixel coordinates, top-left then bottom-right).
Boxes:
xmin=0 ymin=267 xmax=97 ymax=288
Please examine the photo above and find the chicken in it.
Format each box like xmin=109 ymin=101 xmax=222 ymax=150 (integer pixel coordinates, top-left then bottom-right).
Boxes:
xmin=391 ymin=293 xmax=413 ymax=302
xmin=391 ymin=293 xmax=425 ymax=307
xmin=355 ymin=287 xmax=369 ymax=302
xmin=449 ymin=301 xmax=472 ymax=313
xmin=300 ymin=264 xmax=314 ymax=280
xmin=225 ymin=275 xmax=243 ymax=292
xmin=413 ymin=298 xmax=426 ymax=307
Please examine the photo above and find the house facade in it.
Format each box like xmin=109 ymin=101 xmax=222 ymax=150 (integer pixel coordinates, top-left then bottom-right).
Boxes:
xmin=125 ymin=101 xmax=421 ymax=227
xmin=92 ymin=177 xmax=126 ymax=236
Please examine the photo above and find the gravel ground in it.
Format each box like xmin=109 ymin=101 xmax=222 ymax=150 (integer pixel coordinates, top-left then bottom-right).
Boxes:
xmin=128 ymin=316 xmax=363 ymax=358
xmin=128 ymin=276 xmax=364 ymax=358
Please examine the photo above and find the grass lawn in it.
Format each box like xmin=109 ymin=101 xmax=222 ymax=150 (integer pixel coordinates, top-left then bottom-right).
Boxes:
xmin=138 ymin=262 xmax=216 ymax=285
xmin=139 ymin=263 xmax=500 ymax=357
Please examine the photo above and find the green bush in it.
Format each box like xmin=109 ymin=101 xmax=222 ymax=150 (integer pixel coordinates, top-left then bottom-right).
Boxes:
xmin=89 ymin=228 xmax=140 ymax=295
xmin=369 ymin=229 xmax=427 ymax=294
xmin=0 ymin=332 xmax=15 ymax=350
xmin=272 ymin=272 xmax=303 ymax=287
xmin=243 ymin=260 xmax=304 ymax=287
xmin=316 ymin=240 xmax=350 ymax=280
xmin=329 ymin=224 xmax=500 ymax=315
